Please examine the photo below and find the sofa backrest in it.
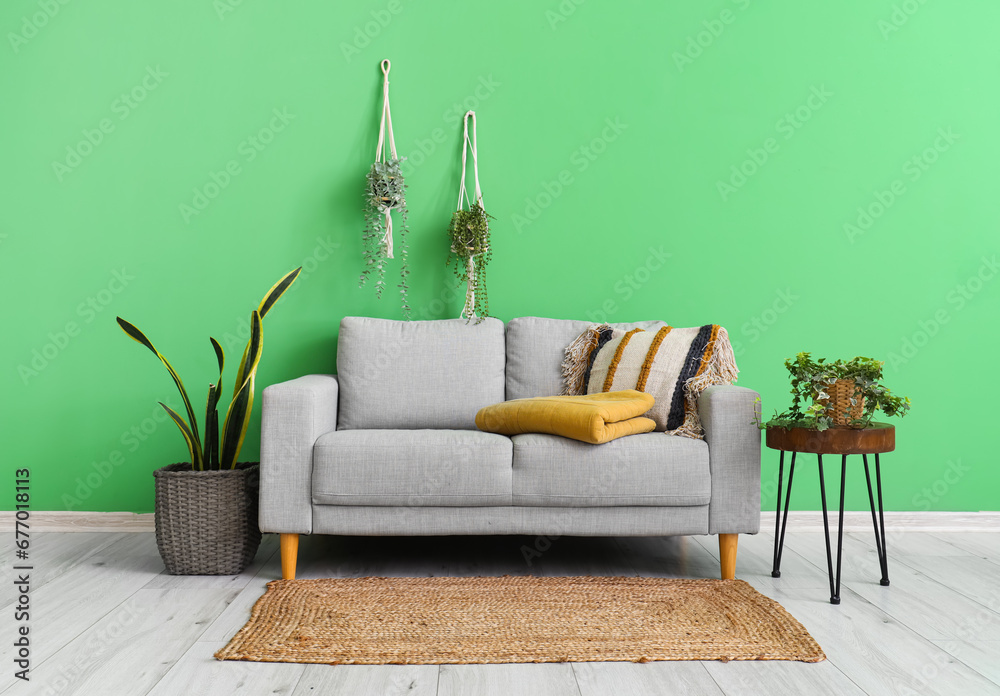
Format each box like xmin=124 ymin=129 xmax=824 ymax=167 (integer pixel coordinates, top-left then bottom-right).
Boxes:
xmin=336 ymin=316 xmax=506 ymax=430
xmin=505 ymin=317 xmax=668 ymax=400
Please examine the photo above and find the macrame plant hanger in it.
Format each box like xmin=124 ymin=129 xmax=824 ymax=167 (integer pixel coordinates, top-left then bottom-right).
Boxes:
xmin=375 ymin=59 xmax=397 ymax=258
xmin=455 ymin=110 xmax=484 ymax=319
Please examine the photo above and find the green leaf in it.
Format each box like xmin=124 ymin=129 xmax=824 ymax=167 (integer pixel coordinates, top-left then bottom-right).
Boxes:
xmin=257 ymin=267 xmax=303 ymax=320
xmin=118 ymin=317 xmax=203 ymax=469
xmin=204 ymin=381 xmax=222 ymax=469
xmin=159 ymin=403 xmax=200 ymax=471
xmin=203 ymin=337 xmax=226 ymax=468
xmin=220 ymin=312 xmax=263 ymax=469
xmin=206 ymin=338 xmax=226 ymax=467
xmin=211 ymin=337 xmax=224 ymax=374
xmin=234 ymin=268 xmax=301 ymax=401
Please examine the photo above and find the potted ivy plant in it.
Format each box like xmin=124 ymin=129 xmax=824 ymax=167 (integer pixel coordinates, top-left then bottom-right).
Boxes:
xmin=447 ymin=202 xmax=492 ymax=322
xmin=116 ymin=267 xmax=301 ymax=574
xmin=447 ymin=110 xmax=492 ymax=322
xmin=761 ymin=352 xmax=911 ymax=431
xmin=359 ymin=59 xmax=410 ymax=318
xmin=360 ymin=156 xmax=409 ymax=315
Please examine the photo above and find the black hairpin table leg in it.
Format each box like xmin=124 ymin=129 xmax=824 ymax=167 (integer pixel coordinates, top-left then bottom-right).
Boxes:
xmin=864 ymin=453 xmax=890 ymax=586
xmin=771 ymin=450 xmax=784 ymax=577
xmin=817 ymin=454 xmax=839 ymax=604
xmin=764 ymin=423 xmax=895 ymax=605
xmin=772 ymin=451 xmax=796 ymax=578
xmin=833 ymin=454 xmax=847 ymax=605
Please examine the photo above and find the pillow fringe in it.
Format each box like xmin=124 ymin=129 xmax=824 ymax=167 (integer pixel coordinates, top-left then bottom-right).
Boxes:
xmin=666 ymin=326 xmax=740 ymax=439
xmin=561 ymin=323 xmax=609 ymax=395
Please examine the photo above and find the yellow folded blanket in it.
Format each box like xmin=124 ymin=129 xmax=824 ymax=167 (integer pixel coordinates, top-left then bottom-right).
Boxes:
xmin=475 ymin=390 xmax=656 ymax=444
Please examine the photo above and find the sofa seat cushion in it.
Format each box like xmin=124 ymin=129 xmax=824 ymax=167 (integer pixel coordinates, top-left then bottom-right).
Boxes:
xmin=336 ymin=316 xmax=506 ymax=430
xmin=313 ymin=429 xmax=513 ymax=506
xmin=511 ymin=433 xmax=710 ymax=507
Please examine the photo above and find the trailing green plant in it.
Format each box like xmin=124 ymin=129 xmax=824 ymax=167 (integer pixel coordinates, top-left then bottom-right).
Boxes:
xmin=117 ymin=267 xmax=301 ymax=471
xmin=359 ymin=157 xmax=410 ymax=317
xmin=760 ymin=352 xmax=911 ymax=431
xmin=446 ymin=202 xmax=492 ymax=322
xmin=359 ymin=60 xmax=410 ymax=318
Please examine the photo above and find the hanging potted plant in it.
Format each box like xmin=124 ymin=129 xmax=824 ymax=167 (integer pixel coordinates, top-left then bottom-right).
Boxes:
xmin=446 ymin=110 xmax=493 ymax=322
xmin=117 ymin=267 xmax=301 ymax=574
xmin=359 ymin=59 xmax=410 ymax=318
xmin=760 ymin=352 xmax=911 ymax=431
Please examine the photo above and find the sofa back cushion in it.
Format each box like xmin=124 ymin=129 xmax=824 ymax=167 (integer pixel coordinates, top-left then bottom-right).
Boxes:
xmin=505 ymin=317 xmax=667 ymax=400
xmin=337 ymin=316 xmax=506 ymax=430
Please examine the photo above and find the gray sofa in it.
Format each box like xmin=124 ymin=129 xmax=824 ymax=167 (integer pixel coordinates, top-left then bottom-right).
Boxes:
xmin=260 ymin=316 xmax=761 ymax=580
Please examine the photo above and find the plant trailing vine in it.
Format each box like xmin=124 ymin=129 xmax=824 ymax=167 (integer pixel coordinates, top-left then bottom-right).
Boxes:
xmin=447 ymin=110 xmax=492 ymax=323
xmin=447 ymin=203 xmax=492 ymax=321
xmin=760 ymin=352 xmax=911 ymax=431
xmin=358 ymin=59 xmax=410 ymax=318
xmin=360 ymin=157 xmax=409 ymax=315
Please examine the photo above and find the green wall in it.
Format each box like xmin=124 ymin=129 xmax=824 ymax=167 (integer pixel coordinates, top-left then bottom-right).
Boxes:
xmin=2 ymin=0 xmax=997 ymax=513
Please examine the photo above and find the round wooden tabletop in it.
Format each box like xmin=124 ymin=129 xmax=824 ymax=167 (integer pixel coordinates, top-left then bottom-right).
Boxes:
xmin=765 ymin=423 xmax=895 ymax=455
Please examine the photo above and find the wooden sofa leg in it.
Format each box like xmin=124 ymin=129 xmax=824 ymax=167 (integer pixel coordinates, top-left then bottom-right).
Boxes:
xmin=280 ymin=534 xmax=299 ymax=580
xmin=719 ymin=533 xmax=738 ymax=580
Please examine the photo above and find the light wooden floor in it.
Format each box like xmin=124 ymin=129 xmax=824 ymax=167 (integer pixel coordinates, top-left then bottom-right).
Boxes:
xmin=2 ymin=530 xmax=999 ymax=696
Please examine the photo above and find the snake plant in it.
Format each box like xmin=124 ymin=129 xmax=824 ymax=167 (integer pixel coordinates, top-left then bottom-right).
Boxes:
xmin=117 ymin=267 xmax=301 ymax=470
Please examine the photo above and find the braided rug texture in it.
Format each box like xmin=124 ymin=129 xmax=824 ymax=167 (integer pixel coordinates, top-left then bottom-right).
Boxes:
xmin=216 ymin=576 xmax=824 ymax=665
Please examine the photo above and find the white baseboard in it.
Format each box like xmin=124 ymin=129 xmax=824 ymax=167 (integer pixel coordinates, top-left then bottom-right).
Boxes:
xmin=1 ymin=510 xmax=998 ymax=533
xmin=758 ymin=510 xmax=1000 ymax=533
xmin=0 ymin=511 xmax=155 ymax=532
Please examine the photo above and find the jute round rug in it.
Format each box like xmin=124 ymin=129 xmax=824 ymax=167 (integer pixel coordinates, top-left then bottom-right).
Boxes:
xmin=215 ymin=576 xmax=825 ymax=665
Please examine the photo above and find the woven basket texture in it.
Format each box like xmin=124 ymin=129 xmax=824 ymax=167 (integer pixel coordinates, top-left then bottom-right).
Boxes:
xmin=153 ymin=462 xmax=261 ymax=575
xmin=817 ymin=379 xmax=866 ymax=426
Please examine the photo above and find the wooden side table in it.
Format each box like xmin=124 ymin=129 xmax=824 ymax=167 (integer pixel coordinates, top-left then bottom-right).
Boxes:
xmin=766 ymin=424 xmax=894 ymax=604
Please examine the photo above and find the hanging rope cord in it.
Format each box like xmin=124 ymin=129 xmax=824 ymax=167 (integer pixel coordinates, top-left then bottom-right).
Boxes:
xmin=375 ymin=59 xmax=397 ymax=259
xmin=456 ymin=111 xmax=483 ymax=319
xmin=457 ymin=110 xmax=483 ymax=211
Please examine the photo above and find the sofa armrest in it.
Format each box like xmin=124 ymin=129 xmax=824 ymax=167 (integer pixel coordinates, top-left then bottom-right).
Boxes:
xmin=259 ymin=374 xmax=338 ymax=534
xmin=699 ymin=385 xmax=761 ymax=534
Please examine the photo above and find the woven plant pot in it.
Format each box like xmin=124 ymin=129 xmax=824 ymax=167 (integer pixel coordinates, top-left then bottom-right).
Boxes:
xmin=153 ymin=462 xmax=261 ymax=575
xmin=816 ymin=379 xmax=866 ymax=426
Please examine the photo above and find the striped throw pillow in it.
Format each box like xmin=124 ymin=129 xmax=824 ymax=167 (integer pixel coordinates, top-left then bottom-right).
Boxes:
xmin=562 ymin=324 xmax=738 ymax=438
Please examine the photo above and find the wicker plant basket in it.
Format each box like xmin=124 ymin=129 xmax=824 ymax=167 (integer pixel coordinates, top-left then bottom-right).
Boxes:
xmin=153 ymin=462 xmax=261 ymax=575
xmin=816 ymin=379 xmax=866 ymax=427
